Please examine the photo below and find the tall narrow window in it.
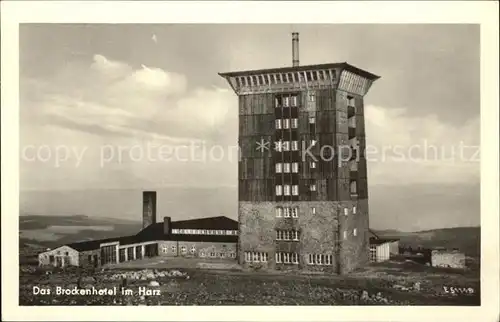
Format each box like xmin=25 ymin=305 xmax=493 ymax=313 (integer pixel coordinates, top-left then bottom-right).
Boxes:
xmin=284 ymin=185 xmax=291 ymax=196
xmin=343 ymin=231 xmax=348 ymax=240
xmin=275 ymin=119 xmax=282 ymax=129
xmin=344 ymin=208 xmax=349 ymax=216
xmin=283 ymin=208 xmax=290 ymax=218
xmin=275 ymin=163 xmax=283 ymax=173
xmin=283 ymin=163 xmax=291 ymax=173
xmin=310 ymin=161 xmax=317 ymax=169
xmin=283 ymin=141 xmax=290 ymax=151
xmin=276 ymin=185 xmax=283 ymax=196
xmin=283 ymin=119 xmax=290 ymax=129
xmin=291 ymin=118 xmax=298 ymax=128
xmin=291 ymin=207 xmax=298 ymax=218
xmin=291 ymin=162 xmax=299 ymax=173
xmin=291 ymin=96 xmax=298 ymax=107
xmin=292 ymin=185 xmax=299 ymax=196
xmin=310 ymin=184 xmax=316 ymax=192
xmin=291 ymin=141 xmax=298 ymax=151
xmin=283 ymin=96 xmax=290 ymax=107
xmin=309 ymin=116 xmax=316 ymax=124
xmin=311 ymin=207 xmax=316 ymax=214
xmin=275 ymin=207 xmax=283 ymax=217
xmin=348 ymin=96 xmax=355 ymax=107
xmin=353 ymin=206 xmax=357 ymax=214
xmin=353 ymin=228 xmax=358 ymax=236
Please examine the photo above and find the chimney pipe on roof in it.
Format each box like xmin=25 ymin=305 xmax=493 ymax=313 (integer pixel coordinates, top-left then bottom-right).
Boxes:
xmin=292 ymin=32 xmax=299 ymax=67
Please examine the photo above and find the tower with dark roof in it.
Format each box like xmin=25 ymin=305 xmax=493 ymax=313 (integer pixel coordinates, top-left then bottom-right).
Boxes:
xmin=219 ymin=33 xmax=380 ymax=273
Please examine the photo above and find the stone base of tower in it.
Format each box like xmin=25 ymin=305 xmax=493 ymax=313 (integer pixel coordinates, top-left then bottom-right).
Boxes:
xmin=238 ymin=199 xmax=370 ymax=274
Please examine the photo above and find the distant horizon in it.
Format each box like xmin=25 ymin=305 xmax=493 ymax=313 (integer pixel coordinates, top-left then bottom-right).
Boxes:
xmin=19 ymin=212 xmax=481 ymax=234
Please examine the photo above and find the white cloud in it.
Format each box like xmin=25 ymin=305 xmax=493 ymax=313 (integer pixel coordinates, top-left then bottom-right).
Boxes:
xmin=365 ymin=105 xmax=480 ymax=184
xmin=20 ymin=54 xmax=238 ymax=190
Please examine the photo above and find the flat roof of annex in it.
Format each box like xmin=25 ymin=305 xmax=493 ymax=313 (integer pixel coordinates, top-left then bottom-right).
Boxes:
xmin=219 ymin=62 xmax=380 ymax=81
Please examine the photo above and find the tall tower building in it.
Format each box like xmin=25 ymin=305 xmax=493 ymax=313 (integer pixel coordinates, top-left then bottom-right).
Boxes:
xmin=219 ymin=33 xmax=380 ymax=274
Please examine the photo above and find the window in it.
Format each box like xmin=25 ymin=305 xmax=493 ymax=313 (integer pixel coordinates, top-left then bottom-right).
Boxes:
xmin=181 ymin=246 xmax=187 ymax=254
xmin=291 ymin=141 xmax=298 ymax=151
xmin=275 ymin=163 xmax=283 ymax=173
xmin=282 ymin=141 xmax=290 ymax=151
xmin=353 ymin=206 xmax=357 ymax=214
xmin=283 ymin=119 xmax=290 ymax=129
xmin=49 ymin=255 xmax=55 ymax=263
xmin=284 ymin=185 xmax=291 ymax=196
xmin=276 ymin=252 xmax=299 ymax=265
xmin=276 ymin=185 xmax=283 ymax=196
xmin=88 ymin=255 xmax=92 ymax=262
xmin=291 ymin=162 xmax=299 ymax=173
xmin=200 ymin=252 xmax=206 ymax=257
xmin=190 ymin=246 xmax=196 ymax=254
xmin=353 ymin=228 xmax=358 ymax=236
xmin=310 ymin=184 xmax=316 ymax=192
xmin=292 ymin=185 xmax=299 ymax=196
xmin=291 ymin=118 xmax=298 ymax=128
xmin=311 ymin=139 xmax=317 ymax=146
xmin=348 ymin=96 xmax=355 ymax=107
xmin=291 ymin=207 xmax=298 ymax=218
xmin=171 ymin=246 xmax=177 ymax=253
xmin=312 ymin=71 xmax=318 ymax=81
xmin=292 ymin=230 xmax=299 ymax=240
xmin=310 ymin=161 xmax=317 ymax=169
xmin=283 ymin=96 xmax=290 ymax=107
xmin=172 ymin=229 xmax=179 ymax=234
xmin=275 ymin=119 xmax=282 ymax=129
xmin=283 ymin=163 xmax=290 ymax=173
xmin=275 ymin=207 xmax=283 ymax=217
xmin=311 ymin=207 xmax=316 ymax=214
xmin=275 ymin=140 xmax=283 ymax=152
xmin=245 ymin=252 xmax=268 ymax=263
xmin=275 ymin=97 xmax=281 ymax=107
xmin=230 ymin=253 xmax=236 ymax=258
xmin=350 ymin=181 xmax=357 ymax=195
xmin=291 ymin=96 xmax=298 ymax=107
xmin=309 ymin=93 xmax=315 ymax=102
xmin=308 ymin=254 xmax=333 ymax=266
xmin=210 ymin=252 xmax=216 ymax=257
xmin=283 ymin=208 xmax=290 ymax=218
xmin=162 ymin=246 xmax=168 ymax=253
xmin=343 ymin=231 xmax=348 ymax=240
xmin=309 ymin=116 xmax=316 ymax=124
xmin=344 ymin=208 xmax=349 ymax=216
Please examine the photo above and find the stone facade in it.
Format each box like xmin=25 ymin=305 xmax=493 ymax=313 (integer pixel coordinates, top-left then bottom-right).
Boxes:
xmin=158 ymin=241 xmax=237 ymax=259
xmin=79 ymin=249 xmax=101 ymax=268
xmin=239 ymin=199 xmax=369 ymax=273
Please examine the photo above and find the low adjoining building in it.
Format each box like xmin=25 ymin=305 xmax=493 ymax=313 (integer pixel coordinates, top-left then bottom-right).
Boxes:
xmin=38 ymin=191 xmax=238 ymax=268
xmin=368 ymin=230 xmax=399 ymax=263
xmin=431 ymin=249 xmax=466 ymax=269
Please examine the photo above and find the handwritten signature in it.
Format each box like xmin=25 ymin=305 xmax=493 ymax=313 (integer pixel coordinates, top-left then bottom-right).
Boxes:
xmin=443 ymin=286 xmax=475 ymax=295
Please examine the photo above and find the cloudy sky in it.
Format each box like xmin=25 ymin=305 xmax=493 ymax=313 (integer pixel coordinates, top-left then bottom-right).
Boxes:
xmin=19 ymin=24 xmax=480 ymax=230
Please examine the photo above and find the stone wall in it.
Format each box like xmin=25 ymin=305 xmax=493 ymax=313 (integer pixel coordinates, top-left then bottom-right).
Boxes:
xmin=38 ymin=245 xmax=79 ymax=267
xmin=431 ymin=251 xmax=466 ymax=269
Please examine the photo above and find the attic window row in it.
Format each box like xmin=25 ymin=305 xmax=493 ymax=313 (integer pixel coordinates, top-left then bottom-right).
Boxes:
xmin=235 ymin=69 xmax=335 ymax=87
xmin=171 ymin=229 xmax=238 ymax=236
